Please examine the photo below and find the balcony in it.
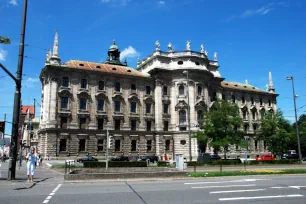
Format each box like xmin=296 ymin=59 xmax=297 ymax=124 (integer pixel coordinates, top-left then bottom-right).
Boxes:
xmin=144 ymin=113 xmax=154 ymax=119
xmin=113 ymin=112 xmax=124 ymax=119
xmin=58 ymin=108 xmax=71 ymax=117
xmin=77 ymin=109 xmax=90 ymax=117
xmin=96 ymin=110 xmax=107 ymax=119
xmin=129 ymin=112 xmax=139 ymax=119
xmin=162 ymin=113 xmax=171 ymax=119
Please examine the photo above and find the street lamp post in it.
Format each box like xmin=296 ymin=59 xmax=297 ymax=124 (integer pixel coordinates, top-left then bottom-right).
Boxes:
xmin=286 ymin=76 xmax=302 ymax=163
xmin=183 ymin=71 xmax=192 ymax=161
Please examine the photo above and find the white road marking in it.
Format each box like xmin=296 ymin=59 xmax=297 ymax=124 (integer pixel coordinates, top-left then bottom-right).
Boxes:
xmin=289 ymin=186 xmax=306 ymax=189
xmin=210 ymin=189 xmax=265 ymax=194
xmin=184 ymin=179 xmax=270 ymax=185
xmin=46 ymin=163 xmax=52 ymax=167
xmin=42 ymin=183 xmax=62 ymax=204
xmin=270 ymin=187 xmax=287 ymax=189
xmin=192 ymin=184 xmax=256 ymax=189
xmin=219 ymin=194 xmax=304 ymax=201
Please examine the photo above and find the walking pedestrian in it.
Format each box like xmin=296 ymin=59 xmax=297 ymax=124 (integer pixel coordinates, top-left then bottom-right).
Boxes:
xmin=25 ymin=147 xmax=36 ymax=183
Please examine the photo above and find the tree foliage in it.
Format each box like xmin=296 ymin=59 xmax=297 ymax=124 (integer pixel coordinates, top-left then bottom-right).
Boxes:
xmin=0 ymin=36 xmax=11 ymax=44
xmin=258 ymin=110 xmax=292 ymax=155
xmin=194 ymin=100 xmax=244 ymax=158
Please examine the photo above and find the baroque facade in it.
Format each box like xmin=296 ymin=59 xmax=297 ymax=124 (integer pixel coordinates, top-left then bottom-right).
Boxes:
xmin=38 ymin=32 xmax=278 ymax=160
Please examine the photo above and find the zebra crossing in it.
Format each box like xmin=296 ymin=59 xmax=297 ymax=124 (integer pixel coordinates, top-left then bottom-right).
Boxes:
xmin=184 ymin=178 xmax=305 ymax=202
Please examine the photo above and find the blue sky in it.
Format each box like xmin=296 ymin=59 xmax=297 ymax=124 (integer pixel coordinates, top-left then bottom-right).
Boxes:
xmin=1 ymin=0 xmax=306 ymax=137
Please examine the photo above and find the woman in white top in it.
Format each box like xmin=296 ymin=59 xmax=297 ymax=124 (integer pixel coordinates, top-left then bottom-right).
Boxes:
xmin=26 ymin=147 xmax=36 ymax=183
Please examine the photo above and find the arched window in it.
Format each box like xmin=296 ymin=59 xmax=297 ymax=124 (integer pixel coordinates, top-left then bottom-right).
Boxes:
xmin=242 ymin=110 xmax=248 ymax=120
xmin=179 ymin=110 xmax=186 ymax=124
xmin=179 ymin=85 xmax=184 ymax=96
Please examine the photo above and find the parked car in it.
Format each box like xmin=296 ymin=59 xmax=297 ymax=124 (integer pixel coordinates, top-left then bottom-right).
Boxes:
xmin=77 ymin=155 xmax=98 ymax=163
xmin=209 ymin=154 xmax=221 ymax=160
xmin=111 ymin=156 xmax=129 ymax=161
xmin=139 ymin=156 xmax=159 ymax=163
xmin=256 ymin=154 xmax=274 ymax=161
xmin=282 ymin=153 xmax=299 ymax=160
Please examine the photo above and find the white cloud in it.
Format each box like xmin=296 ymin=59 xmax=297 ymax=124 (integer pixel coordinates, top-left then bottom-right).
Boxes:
xmin=226 ymin=2 xmax=287 ymax=21
xmin=157 ymin=1 xmax=165 ymax=6
xmin=0 ymin=48 xmax=7 ymax=62
xmin=23 ymin=77 xmax=39 ymax=88
xmin=8 ymin=0 xmax=18 ymax=6
xmin=120 ymin=46 xmax=140 ymax=60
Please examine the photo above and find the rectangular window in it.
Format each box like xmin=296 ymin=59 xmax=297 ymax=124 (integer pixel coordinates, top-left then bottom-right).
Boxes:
xmin=114 ymin=119 xmax=120 ymax=130
xmin=115 ymin=82 xmax=120 ymax=92
xmin=62 ymin=77 xmax=69 ymax=87
xmin=163 ymin=104 xmax=168 ymax=114
xmin=115 ymin=101 xmax=121 ymax=112
xmin=60 ymin=139 xmax=66 ymax=151
xmin=146 ymin=121 xmax=151 ymax=131
xmin=97 ymin=139 xmax=104 ymax=152
xmin=260 ymin=98 xmax=263 ymax=106
xmin=197 ymin=86 xmax=202 ymax=96
xmin=212 ymin=92 xmax=217 ymax=101
xmin=146 ymin=103 xmax=151 ymax=114
xmin=79 ymin=139 xmax=86 ymax=152
xmin=255 ymin=140 xmax=258 ymax=150
xmin=131 ymin=84 xmax=136 ymax=90
xmin=79 ymin=118 xmax=87 ymax=129
xmin=165 ymin=140 xmax=170 ymax=151
xmin=252 ymin=112 xmax=256 ymax=120
xmin=163 ymin=86 xmax=168 ymax=95
xmin=97 ymin=100 xmax=104 ymax=111
xmin=115 ymin=140 xmax=121 ymax=151
xmin=147 ymin=140 xmax=152 ymax=151
xmin=146 ymin=86 xmax=151 ymax=95
xmin=60 ymin=117 xmax=67 ymax=129
xmin=268 ymin=100 xmax=271 ymax=106
xmin=244 ymin=124 xmax=248 ymax=132
xmin=98 ymin=81 xmax=104 ymax=90
xmin=251 ymin=97 xmax=254 ymax=105
xmin=98 ymin=119 xmax=104 ymax=130
xmin=242 ymin=96 xmax=245 ymax=104
xmin=253 ymin=124 xmax=257 ymax=132
xmin=79 ymin=98 xmax=87 ymax=110
xmin=131 ymin=120 xmax=137 ymax=131
xmin=163 ymin=121 xmax=169 ymax=131
xmin=222 ymin=94 xmax=225 ymax=100
xmin=61 ymin=97 xmax=68 ymax=109
xmin=130 ymin=102 xmax=136 ymax=113
xmin=81 ymin=79 xmax=87 ymax=89
xmin=232 ymin=95 xmax=236 ymax=103
xmin=131 ymin=140 xmax=137 ymax=152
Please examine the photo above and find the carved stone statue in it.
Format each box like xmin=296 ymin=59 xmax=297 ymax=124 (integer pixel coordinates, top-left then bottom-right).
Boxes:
xmin=200 ymin=44 xmax=204 ymax=53
xmin=186 ymin=40 xmax=191 ymax=51
xmin=46 ymin=48 xmax=52 ymax=62
xmin=155 ymin=40 xmax=160 ymax=50
xmin=168 ymin=42 xmax=173 ymax=52
xmin=204 ymin=50 xmax=208 ymax=56
xmin=266 ymin=84 xmax=269 ymax=91
xmin=214 ymin=52 xmax=218 ymax=61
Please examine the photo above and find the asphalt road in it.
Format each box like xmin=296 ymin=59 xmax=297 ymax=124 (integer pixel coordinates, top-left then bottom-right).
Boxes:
xmin=1 ymin=162 xmax=306 ymax=204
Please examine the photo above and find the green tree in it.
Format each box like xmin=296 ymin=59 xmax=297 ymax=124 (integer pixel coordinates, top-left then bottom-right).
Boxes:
xmin=290 ymin=114 xmax=306 ymax=156
xmin=194 ymin=100 xmax=244 ymax=159
xmin=259 ymin=110 xmax=292 ymax=156
xmin=0 ymin=36 xmax=11 ymax=44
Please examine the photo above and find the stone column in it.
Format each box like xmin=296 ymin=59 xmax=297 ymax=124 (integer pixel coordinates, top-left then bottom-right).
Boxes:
xmin=189 ymin=81 xmax=196 ymax=130
xmin=47 ymin=77 xmax=58 ymax=128
xmin=138 ymin=85 xmax=146 ymax=131
xmin=88 ymin=81 xmax=97 ymax=130
xmin=154 ymin=79 xmax=162 ymax=131
xmin=170 ymin=81 xmax=177 ymax=131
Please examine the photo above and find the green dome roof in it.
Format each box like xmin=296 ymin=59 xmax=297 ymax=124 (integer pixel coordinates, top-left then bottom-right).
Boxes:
xmin=109 ymin=40 xmax=118 ymax=50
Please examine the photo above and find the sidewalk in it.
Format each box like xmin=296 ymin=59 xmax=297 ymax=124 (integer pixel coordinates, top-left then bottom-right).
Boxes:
xmin=0 ymin=160 xmax=63 ymax=188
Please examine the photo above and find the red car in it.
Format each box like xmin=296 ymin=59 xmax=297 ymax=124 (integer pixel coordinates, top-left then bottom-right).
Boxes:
xmin=256 ymin=154 xmax=274 ymax=161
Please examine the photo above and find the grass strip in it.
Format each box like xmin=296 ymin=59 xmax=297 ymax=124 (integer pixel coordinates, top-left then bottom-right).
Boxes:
xmin=188 ymin=169 xmax=306 ymax=177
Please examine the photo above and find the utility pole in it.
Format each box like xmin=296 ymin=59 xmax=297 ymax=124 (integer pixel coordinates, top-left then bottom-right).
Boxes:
xmin=286 ymin=76 xmax=302 ymax=163
xmin=2 ymin=114 xmax=6 ymax=155
xmin=183 ymin=70 xmax=192 ymax=161
xmin=7 ymin=0 xmax=28 ymax=180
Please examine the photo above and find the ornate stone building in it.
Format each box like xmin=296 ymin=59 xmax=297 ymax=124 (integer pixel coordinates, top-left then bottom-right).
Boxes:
xmin=38 ymin=32 xmax=278 ymax=160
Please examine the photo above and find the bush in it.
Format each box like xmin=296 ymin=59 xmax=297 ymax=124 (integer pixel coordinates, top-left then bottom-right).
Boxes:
xmin=157 ymin=161 xmax=170 ymax=167
xmin=248 ymin=159 xmax=299 ymax=165
xmin=210 ymin=159 xmax=242 ymax=165
xmin=187 ymin=161 xmax=200 ymax=166
xmin=83 ymin=161 xmax=148 ymax=168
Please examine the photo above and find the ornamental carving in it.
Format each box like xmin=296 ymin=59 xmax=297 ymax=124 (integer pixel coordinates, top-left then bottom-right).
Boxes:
xmin=175 ymin=100 xmax=188 ymax=111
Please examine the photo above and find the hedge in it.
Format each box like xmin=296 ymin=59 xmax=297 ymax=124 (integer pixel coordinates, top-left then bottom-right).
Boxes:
xmin=248 ymin=159 xmax=299 ymax=165
xmin=83 ymin=161 xmax=148 ymax=168
xmin=157 ymin=161 xmax=170 ymax=167
xmin=210 ymin=159 xmax=242 ymax=165
xmin=187 ymin=161 xmax=200 ymax=166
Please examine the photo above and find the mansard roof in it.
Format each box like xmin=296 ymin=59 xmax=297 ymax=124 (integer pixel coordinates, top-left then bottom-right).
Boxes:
xmin=61 ymin=60 xmax=150 ymax=78
xmin=221 ymin=81 xmax=277 ymax=95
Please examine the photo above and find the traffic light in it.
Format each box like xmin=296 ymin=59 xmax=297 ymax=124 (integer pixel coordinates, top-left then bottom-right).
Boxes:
xmin=107 ymin=135 xmax=113 ymax=149
xmin=0 ymin=121 xmax=5 ymax=134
